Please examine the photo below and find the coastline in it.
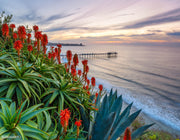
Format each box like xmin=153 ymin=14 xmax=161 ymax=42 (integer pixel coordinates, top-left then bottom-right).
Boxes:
xmin=124 ymin=102 xmax=180 ymax=138
xmin=94 ymin=78 xmax=180 ymax=138
xmin=61 ymin=53 xmax=180 ymax=139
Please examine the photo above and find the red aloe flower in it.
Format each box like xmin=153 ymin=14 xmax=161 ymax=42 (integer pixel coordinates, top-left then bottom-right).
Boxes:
xmin=27 ymin=33 xmax=31 ymax=44
xmin=66 ymin=50 xmax=72 ymax=62
xmin=33 ymin=25 xmax=39 ymax=32
xmin=123 ymin=128 xmax=131 ymax=140
xmin=52 ymin=52 xmax=56 ymax=60
xmin=82 ymin=60 xmax=88 ymax=77
xmin=57 ymin=47 xmax=61 ymax=64
xmin=13 ymin=33 xmax=17 ymax=40
xmin=18 ymin=26 xmax=26 ymax=42
xmin=55 ymin=48 xmax=58 ymax=55
xmin=82 ymin=60 xmax=88 ymax=66
xmin=41 ymin=34 xmax=48 ymax=54
xmin=10 ymin=24 xmax=15 ymax=33
xmin=87 ymin=91 xmax=90 ymax=95
xmin=87 ymin=79 xmax=90 ymax=86
xmin=27 ymin=45 xmax=33 ymax=52
xmin=95 ymin=93 xmax=98 ymax=98
xmin=14 ymin=40 xmax=23 ymax=56
xmin=78 ymin=70 xmax=82 ymax=76
xmin=65 ymin=63 xmax=68 ymax=69
xmin=48 ymin=53 xmax=52 ymax=59
xmin=85 ymin=65 xmax=89 ymax=73
xmin=34 ymin=41 xmax=37 ymax=47
xmin=95 ymin=92 xmax=98 ymax=103
xmin=44 ymin=47 xmax=47 ymax=55
xmin=41 ymin=34 xmax=48 ymax=46
xmin=10 ymin=24 xmax=15 ymax=29
xmin=35 ymin=31 xmax=42 ymax=52
xmin=73 ymin=54 xmax=79 ymax=68
xmin=27 ymin=33 xmax=31 ymax=38
xmin=75 ymin=119 xmax=82 ymax=127
xmin=57 ymin=44 xmax=62 ymax=48
xmin=71 ymin=67 xmax=76 ymax=77
xmin=91 ymin=77 xmax=96 ymax=87
xmin=75 ymin=119 xmax=82 ymax=138
xmin=86 ymin=85 xmax=89 ymax=90
xmin=27 ymin=38 xmax=31 ymax=44
xmin=99 ymin=84 xmax=103 ymax=92
xmin=2 ymin=23 xmax=9 ymax=37
xmin=35 ymin=31 xmax=42 ymax=40
xmin=66 ymin=50 xmax=72 ymax=70
xmin=60 ymin=108 xmax=71 ymax=133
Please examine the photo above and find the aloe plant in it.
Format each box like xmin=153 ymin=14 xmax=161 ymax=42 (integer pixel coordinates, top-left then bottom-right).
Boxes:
xmin=0 ymin=100 xmax=56 ymax=140
xmin=0 ymin=56 xmax=48 ymax=105
xmin=80 ymin=89 xmax=153 ymax=140
xmin=41 ymin=73 xmax=90 ymax=113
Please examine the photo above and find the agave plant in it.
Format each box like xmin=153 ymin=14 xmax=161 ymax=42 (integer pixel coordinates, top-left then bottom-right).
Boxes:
xmin=0 ymin=56 xmax=48 ymax=105
xmin=80 ymin=89 xmax=154 ymax=140
xmin=0 ymin=100 xmax=56 ymax=139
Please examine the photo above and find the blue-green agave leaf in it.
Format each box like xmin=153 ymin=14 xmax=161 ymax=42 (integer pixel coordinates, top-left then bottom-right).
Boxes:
xmin=111 ymin=109 xmax=141 ymax=140
xmin=91 ymin=112 xmax=116 ymax=140
xmin=132 ymin=123 xmax=154 ymax=140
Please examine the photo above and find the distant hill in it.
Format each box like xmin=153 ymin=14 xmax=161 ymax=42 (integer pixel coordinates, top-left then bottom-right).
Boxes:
xmin=48 ymin=42 xmax=85 ymax=46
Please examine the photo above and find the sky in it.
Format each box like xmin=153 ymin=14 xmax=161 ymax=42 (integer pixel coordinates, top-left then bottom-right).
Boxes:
xmin=0 ymin=0 xmax=180 ymax=46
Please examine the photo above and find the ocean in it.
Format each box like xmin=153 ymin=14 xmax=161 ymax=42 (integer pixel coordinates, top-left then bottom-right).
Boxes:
xmin=56 ymin=44 xmax=180 ymax=133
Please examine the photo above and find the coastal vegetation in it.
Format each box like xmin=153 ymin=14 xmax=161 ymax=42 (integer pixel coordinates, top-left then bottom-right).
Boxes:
xmin=0 ymin=11 xmax=154 ymax=140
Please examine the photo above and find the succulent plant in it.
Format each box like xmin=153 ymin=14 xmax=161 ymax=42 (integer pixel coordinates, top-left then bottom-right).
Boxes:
xmin=80 ymin=89 xmax=153 ymax=140
xmin=0 ymin=100 xmax=56 ymax=140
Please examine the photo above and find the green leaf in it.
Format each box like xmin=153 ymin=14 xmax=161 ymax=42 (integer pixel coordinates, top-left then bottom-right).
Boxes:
xmin=0 ymin=126 xmax=8 ymax=136
xmin=0 ymin=86 xmax=9 ymax=93
xmin=6 ymin=82 xmax=17 ymax=98
xmin=20 ymin=107 xmax=56 ymax=124
xmin=0 ymin=98 xmax=11 ymax=102
xmin=0 ymin=101 xmax=11 ymax=123
xmin=0 ymin=79 xmax=17 ymax=86
xmin=18 ymin=79 xmax=31 ymax=96
xmin=59 ymin=91 xmax=64 ymax=111
xmin=10 ymin=102 xmax=16 ymax=116
xmin=19 ymin=124 xmax=49 ymax=137
xmin=23 ymin=132 xmax=46 ymax=140
xmin=16 ymin=125 xmax=25 ymax=140
xmin=17 ymin=83 xmax=29 ymax=100
xmin=49 ymin=90 xmax=59 ymax=104
xmin=16 ymin=87 xmax=23 ymax=106
xmin=21 ymin=103 xmax=43 ymax=117
xmin=0 ymin=112 xmax=8 ymax=124
xmin=43 ymin=111 xmax=52 ymax=132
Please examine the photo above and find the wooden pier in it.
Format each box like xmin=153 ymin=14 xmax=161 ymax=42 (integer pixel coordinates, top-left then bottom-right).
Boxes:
xmin=61 ymin=52 xmax=118 ymax=58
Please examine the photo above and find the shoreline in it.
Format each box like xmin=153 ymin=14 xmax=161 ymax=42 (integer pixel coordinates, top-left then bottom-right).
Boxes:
xmin=94 ymin=78 xmax=180 ymax=138
xmin=61 ymin=54 xmax=180 ymax=138
xmin=122 ymin=101 xmax=180 ymax=138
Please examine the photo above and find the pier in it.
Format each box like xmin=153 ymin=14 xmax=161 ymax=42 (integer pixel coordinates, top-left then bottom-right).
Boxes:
xmin=61 ymin=52 xmax=118 ymax=58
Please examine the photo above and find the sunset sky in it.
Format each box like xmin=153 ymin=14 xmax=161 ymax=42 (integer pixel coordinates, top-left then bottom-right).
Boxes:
xmin=1 ymin=0 xmax=180 ymax=45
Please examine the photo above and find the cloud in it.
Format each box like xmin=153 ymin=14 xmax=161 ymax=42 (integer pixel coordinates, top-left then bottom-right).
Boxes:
xmin=167 ymin=32 xmax=180 ymax=36
xmin=45 ymin=26 xmax=74 ymax=32
xmin=16 ymin=11 xmax=43 ymax=23
xmin=128 ymin=33 xmax=156 ymax=37
xmin=123 ymin=8 xmax=180 ymax=29
xmin=37 ymin=12 xmax=75 ymax=24
xmin=45 ymin=25 xmax=108 ymax=32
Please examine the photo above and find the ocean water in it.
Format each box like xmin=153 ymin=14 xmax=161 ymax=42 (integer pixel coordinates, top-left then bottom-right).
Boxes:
xmin=59 ymin=44 xmax=180 ymax=133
